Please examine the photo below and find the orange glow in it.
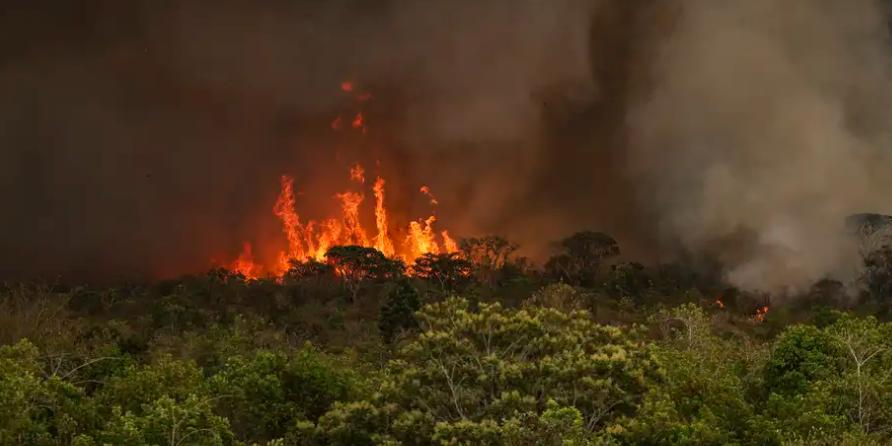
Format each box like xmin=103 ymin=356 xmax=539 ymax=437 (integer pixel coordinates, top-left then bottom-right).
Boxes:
xmin=373 ymin=177 xmax=395 ymax=257
xmin=349 ymin=164 xmax=365 ymax=184
xmin=441 ymin=230 xmax=458 ymax=253
xmin=225 ymin=82 xmax=460 ymax=278
xmin=419 ymin=185 xmax=439 ymax=206
xmin=753 ymin=305 xmax=769 ymax=323
xmin=230 ymin=242 xmax=259 ymax=279
xmin=337 ymin=191 xmax=369 ymax=246
xmin=715 ymin=298 xmax=725 ymax=309
xmin=273 ymin=175 xmax=305 ymax=274
xmin=351 ymin=112 xmax=364 ymax=130
xmin=230 ymin=165 xmax=458 ymax=277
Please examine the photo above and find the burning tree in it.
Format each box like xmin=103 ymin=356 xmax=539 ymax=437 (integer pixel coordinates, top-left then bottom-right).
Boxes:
xmin=459 ymin=236 xmax=518 ymax=285
xmin=324 ymin=245 xmax=405 ymax=302
xmin=411 ymin=252 xmax=473 ymax=292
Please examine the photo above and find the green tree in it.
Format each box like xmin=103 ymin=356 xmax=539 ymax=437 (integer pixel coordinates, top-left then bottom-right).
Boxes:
xmin=311 ymin=297 xmax=658 ymax=445
xmin=378 ymin=281 xmax=422 ymax=343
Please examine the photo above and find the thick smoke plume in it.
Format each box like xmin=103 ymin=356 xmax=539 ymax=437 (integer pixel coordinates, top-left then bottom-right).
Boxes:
xmin=1 ymin=0 xmax=891 ymax=290
xmin=627 ymin=0 xmax=892 ymax=290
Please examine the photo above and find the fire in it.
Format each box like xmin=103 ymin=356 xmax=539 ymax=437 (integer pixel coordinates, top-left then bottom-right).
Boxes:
xmin=441 ymin=230 xmax=458 ymax=253
xmin=753 ymin=305 xmax=769 ymax=323
xmin=232 ymin=164 xmax=457 ymax=278
xmin=230 ymin=242 xmax=259 ymax=279
xmin=337 ymin=191 xmax=369 ymax=246
xmin=226 ymin=80 xmax=459 ymax=279
xmin=715 ymin=298 xmax=725 ymax=309
xmin=273 ymin=175 xmax=305 ymax=274
xmin=351 ymin=112 xmax=365 ymax=132
xmin=349 ymin=164 xmax=365 ymax=184
xmin=373 ymin=177 xmax=395 ymax=257
xmin=420 ymin=185 xmax=439 ymax=206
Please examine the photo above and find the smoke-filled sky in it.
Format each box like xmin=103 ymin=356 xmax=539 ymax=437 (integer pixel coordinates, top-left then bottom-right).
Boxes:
xmin=2 ymin=0 xmax=892 ymax=289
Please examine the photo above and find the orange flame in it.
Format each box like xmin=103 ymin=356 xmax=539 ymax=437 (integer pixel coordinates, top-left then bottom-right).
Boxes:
xmin=373 ymin=177 xmax=395 ymax=257
xmin=273 ymin=175 xmax=305 ymax=274
xmin=226 ymin=82 xmax=460 ymax=277
xmin=405 ymin=216 xmax=440 ymax=260
xmin=349 ymin=164 xmax=365 ymax=184
xmin=337 ymin=191 xmax=369 ymax=246
xmin=230 ymin=242 xmax=259 ymax=279
xmin=441 ymin=230 xmax=458 ymax=253
xmin=420 ymin=185 xmax=439 ymax=206
xmin=715 ymin=299 xmax=725 ymax=309
xmin=754 ymin=305 xmax=769 ymax=323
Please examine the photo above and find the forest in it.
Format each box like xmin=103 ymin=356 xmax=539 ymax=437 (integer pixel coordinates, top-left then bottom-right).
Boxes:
xmin=3 ymin=227 xmax=892 ymax=446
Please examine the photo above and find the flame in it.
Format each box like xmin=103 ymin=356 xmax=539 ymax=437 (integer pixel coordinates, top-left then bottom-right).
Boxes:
xmin=420 ymin=185 xmax=439 ymax=206
xmin=441 ymin=230 xmax=458 ymax=253
xmin=351 ymin=112 xmax=365 ymax=130
xmin=273 ymin=175 xmax=305 ymax=274
xmin=350 ymin=164 xmax=365 ymax=184
xmin=373 ymin=177 xmax=395 ymax=257
xmin=230 ymin=242 xmax=259 ymax=279
xmin=337 ymin=191 xmax=369 ymax=246
xmin=715 ymin=298 xmax=725 ymax=309
xmin=754 ymin=305 xmax=769 ymax=323
xmin=226 ymin=82 xmax=460 ymax=278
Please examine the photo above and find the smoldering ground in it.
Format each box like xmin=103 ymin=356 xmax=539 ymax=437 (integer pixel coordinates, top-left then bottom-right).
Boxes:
xmin=1 ymin=0 xmax=891 ymax=291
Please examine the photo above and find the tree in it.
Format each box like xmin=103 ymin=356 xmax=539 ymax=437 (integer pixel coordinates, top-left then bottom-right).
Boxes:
xmin=621 ymin=304 xmax=755 ymax=445
xmin=209 ymin=348 xmax=358 ymax=441
xmin=459 ymin=236 xmax=518 ymax=285
xmin=411 ymin=252 xmax=473 ymax=291
xmin=309 ymin=297 xmax=659 ymax=444
xmin=378 ymin=281 xmax=421 ymax=343
xmin=324 ymin=246 xmax=405 ymax=302
xmin=545 ymin=231 xmax=620 ymax=286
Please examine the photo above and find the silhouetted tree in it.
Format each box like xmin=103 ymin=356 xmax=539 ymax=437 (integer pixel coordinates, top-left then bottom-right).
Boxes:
xmin=325 ymin=246 xmax=405 ymax=302
xmin=546 ymin=231 xmax=620 ymax=286
xmin=459 ymin=236 xmax=518 ymax=285
xmin=412 ymin=253 xmax=473 ymax=291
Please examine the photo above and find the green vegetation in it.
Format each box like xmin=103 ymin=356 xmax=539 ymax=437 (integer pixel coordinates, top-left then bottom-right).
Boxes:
xmin=2 ymin=232 xmax=892 ymax=445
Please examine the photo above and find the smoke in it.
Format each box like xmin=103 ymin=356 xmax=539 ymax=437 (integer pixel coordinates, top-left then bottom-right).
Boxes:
xmin=1 ymin=0 xmax=892 ymax=290
xmin=626 ymin=0 xmax=892 ymax=290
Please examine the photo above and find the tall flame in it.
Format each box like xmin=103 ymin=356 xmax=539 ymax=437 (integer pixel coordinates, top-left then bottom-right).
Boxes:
xmin=337 ymin=191 xmax=369 ymax=246
xmin=373 ymin=177 xmax=395 ymax=257
xmin=273 ymin=175 xmax=305 ymax=274
xmin=226 ymin=81 xmax=460 ymax=278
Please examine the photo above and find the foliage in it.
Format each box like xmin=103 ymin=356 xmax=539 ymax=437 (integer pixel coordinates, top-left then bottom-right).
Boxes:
xmin=325 ymin=245 xmax=406 ymax=302
xmin=378 ymin=281 xmax=422 ymax=343
xmin=459 ymin=236 xmax=519 ymax=285
xmin=412 ymin=253 xmax=473 ymax=292
xmin=546 ymin=231 xmax=620 ymax=286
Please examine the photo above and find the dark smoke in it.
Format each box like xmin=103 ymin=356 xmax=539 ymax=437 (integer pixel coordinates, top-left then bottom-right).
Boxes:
xmin=2 ymin=0 xmax=892 ymax=290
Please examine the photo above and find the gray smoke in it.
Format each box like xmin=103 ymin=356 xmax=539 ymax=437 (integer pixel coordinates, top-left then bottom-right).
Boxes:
xmin=626 ymin=0 xmax=892 ymax=290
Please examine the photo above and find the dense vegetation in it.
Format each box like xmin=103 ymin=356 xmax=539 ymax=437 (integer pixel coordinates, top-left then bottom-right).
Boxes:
xmin=3 ymin=231 xmax=892 ymax=445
